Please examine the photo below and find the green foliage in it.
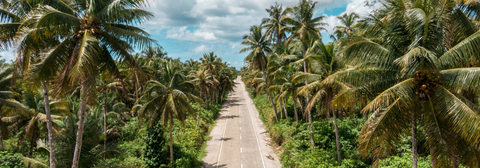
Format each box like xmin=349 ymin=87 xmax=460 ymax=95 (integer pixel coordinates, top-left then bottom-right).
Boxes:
xmin=250 ymin=91 xmax=433 ymax=168
xmin=0 ymin=151 xmax=25 ymax=168
xmin=144 ymin=123 xmax=169 ymax=168
xmin=377 ymin=153 xmax=431 ymax=168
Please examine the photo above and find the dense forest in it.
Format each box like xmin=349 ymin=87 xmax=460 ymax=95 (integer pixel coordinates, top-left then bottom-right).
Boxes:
xmin=241 ymin=0 xmax=480 ymax=168
xmin=0 ymin=0 xmax=237 ymax=167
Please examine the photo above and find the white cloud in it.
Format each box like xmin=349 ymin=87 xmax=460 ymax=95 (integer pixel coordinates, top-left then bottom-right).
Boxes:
xmin=322 ymin=0 xmax=379 ymax=35
xmin=166 ymin=26 xmax=217 ymax=41
xmin=192 ymin=45 xmax=211 ymax=54
xmin=143 ymin=0 xmax=352 ymax=43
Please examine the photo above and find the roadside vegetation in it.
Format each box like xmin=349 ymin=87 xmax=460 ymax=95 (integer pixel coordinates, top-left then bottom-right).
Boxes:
xmin=0 ymin=0 xmax=236 ymax=167
xmin=242 ymin=0 xmax=480 ymax=167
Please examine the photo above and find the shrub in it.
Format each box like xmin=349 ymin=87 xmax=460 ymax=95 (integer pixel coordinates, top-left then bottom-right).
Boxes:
xmin=0 ymin=151 xmax=25 ymax=168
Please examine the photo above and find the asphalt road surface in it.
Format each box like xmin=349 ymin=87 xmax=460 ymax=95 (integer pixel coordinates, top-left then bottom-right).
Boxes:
xmin=202 ymin=76 xmax=282 ymax=168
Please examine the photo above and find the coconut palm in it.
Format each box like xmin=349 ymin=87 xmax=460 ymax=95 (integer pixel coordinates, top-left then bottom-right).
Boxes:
xmin=334 ymin=13 xmax=360 ymax=37
xmin=3 ymin=88 xmax=67 ymax=162
xmin=0 ymin=67 xmax=29 ymax=149
xmin=282 ymin=0 xmax=327 ymax=147
xmin=334 ymin=1 xmax=480 ymax=167
xmin=189 ymin=69 xmax=212 ymax=129
xmin=270 ymin=62 xmax=302 ymax=125
xmin=20 ymin=1 xmax=155 ymax=167
xmin=262 ymin=2 xmax=287 ymax=45
xmin=137 ymin=61 xmax=203 ymax=162
xmin=240 ymin=25 xmax=280 ymax=122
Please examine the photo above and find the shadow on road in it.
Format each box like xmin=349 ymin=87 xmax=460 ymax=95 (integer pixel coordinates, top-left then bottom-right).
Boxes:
xmin=202 ymin=162 xmax=227 ymax=168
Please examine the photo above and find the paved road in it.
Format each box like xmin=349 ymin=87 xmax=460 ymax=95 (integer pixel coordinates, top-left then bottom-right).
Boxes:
xmin=203 ymin=76 xmax=282 ymax=168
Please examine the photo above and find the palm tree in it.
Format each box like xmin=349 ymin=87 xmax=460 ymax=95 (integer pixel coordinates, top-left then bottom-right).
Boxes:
xmin=3 ymin=88 xmax=67 ymax=162
xmin=334 ymin=13 xmax=360 ymax=37
xmin=137 ymin=61 xmax=203 ymax=162
xmin=262 ymin=2 xmax=287 ymax=45
xmin=21 ymin=1 xmax=155 ymax=167
xmin=142 ymin=46 xmax=168 ymax=60
xmin=189 ymin=69 xmax=212 ymax=129
xmin=0 ymin=67 xmax=29 ymax=149
xmin=335 ymin=1 xmax=480 ymax=167
xmin=282 ymin=0 xmax=327 ymax=147
xmin=240 ymin=25 xmax=280 ymax=122
xmin=200 ymin=52 xmax=224 ymax=103
xmin=0 ymin=2 xmax=61 ymax=166
xmin=270 ymin=62 xmax=302 ymax=125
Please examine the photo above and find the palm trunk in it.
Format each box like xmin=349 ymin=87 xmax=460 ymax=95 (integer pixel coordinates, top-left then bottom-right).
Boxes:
xmin=71 ymin=83 xmax=88 ymax=168
xmin=0 ymin=125 xmax=3 ymax=149
xmin=429 ymin=143 xmax=437 ymax=168
xmin=135 ymin=73 xmax=139 ymax=102
xmin=292 ymin=94 xmax=299 ymax=126
xmin=103 ymin=89 xmax=107 ymax=159
xmin=196 ymin=104 xmax=201 ymax=130
xmin=325 ymin=93 xmax=330 ymax=123
xmin=282 ymin=98 xmax=288 ymax=118
xmin=412 ymin=112 xmax=418 ymax=168
xmin=28 ymin=137 xmax=34 ymax=168
xmin=262 ymin=70 xmax=278 ymax=122
xmin=221 ymin=90 xmax=225 ymax=103
xmin=41 ymin=81 xmax=56 ymax=168
xmin=169 ymin=116 xmax=174 ymax=161
xmin=302 ymin=37 xmax=315 ymax=147
xmin=332 ymin=109 xmax=342 ymax=163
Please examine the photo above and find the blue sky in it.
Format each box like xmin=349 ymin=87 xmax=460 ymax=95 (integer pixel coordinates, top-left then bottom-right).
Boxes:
xmin=0 ymin=0 xmax=378 ymax=69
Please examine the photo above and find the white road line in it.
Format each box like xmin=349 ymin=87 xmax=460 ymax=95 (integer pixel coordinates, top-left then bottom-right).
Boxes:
xmin=216 ymin=100 xmax=232 ymax=168
xmin=241 ymin=148 xmax=243 ymax=153
xmin=241 ymin=82 xmax=267 ymax=168
xmin=240 ymin=135 xmax=242 ymax=140
xmin=240 ymin=127 xmax=241 ymax=130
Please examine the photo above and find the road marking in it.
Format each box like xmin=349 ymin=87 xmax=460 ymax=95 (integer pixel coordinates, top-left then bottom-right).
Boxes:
xmin=240 ymin=127 xmax=241 ymax=130
xmin=216 ymin=99 xmax=232 ymax=168
xmin=242 ymin=82 xmax=267 ymax=168
xmin=241 ymin=148 xmax=242 ymax=153
xmin=240 ymin=135 xmax=242 ymax=140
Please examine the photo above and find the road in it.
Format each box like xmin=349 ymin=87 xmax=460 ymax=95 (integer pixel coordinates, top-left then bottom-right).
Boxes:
xmin=202 ymin=76 xmax=282 ymax=168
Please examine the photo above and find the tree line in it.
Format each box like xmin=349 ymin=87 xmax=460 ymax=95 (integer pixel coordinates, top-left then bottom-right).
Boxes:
xmin=0 ymin=0 xmax=236 ymax=167
xmin=241 ymin=0 xmax=480 ymax=167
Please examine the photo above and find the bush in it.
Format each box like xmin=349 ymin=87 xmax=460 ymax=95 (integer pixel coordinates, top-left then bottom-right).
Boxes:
xmin=144 ymin=123 xmax=170 ymax=168
xmin=0 ymin=151 xmax=25 ymax=168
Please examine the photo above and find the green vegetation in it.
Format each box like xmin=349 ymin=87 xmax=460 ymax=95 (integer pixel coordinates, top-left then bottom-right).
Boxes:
xmin=242 ymin=0 xmax=480 ymax=167
xmin=0 ymin=1 xmax=236 ymax=167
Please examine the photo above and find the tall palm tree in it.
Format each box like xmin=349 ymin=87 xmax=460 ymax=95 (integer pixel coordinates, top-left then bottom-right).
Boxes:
xmin=262 ymin=2 xmax=287 ymax=45
xmin=189 ymin=69 xmax=212 ymax=129
xmin=137 ymin=61 xmax=203 ymax=162
xmin=141 ymin=46 xmax=168 ymax=60
xmin=21 ymin=1 xmax=155 ymax=167
xmin=335 ymin=1 xmax=480 ymax=167
xmin=334 ymin=13 xmax=360 ymax=37
xmin=270 ymin=62 xmax=302 ymax=125
xmin=0 ymin=67 xmax=29 ymax=149
xmin=0 ymin=2 xmax=61 ymax=166
xmin=240 ymin=25 xmax=280 ymax=122
xmin=282 ymin=0 xmax=327 ymax=147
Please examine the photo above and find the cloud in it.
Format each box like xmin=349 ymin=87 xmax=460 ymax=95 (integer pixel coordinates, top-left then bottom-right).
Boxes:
xmin=166 ymin=27 xmax=217 ymax=41
xmin=143 ymin=0 xmax=351 ymax=43
xmin=322 ymin=0 xmax=379 ymax=35
xmin=192 ymin=45 xmax=211 ymax=54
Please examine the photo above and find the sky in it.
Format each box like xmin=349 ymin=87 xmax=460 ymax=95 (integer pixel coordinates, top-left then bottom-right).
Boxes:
xmin=0 ymin=0 xmax=378 ymax=69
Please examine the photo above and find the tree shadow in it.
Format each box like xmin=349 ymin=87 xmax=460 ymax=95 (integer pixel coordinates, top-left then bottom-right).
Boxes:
xmin=202 ymin=162 xmax=227 ymax=168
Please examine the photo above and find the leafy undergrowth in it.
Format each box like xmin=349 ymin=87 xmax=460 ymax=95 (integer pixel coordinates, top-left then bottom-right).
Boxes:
xmin=96 ymin=102 xmax=223 ymax=168
xmin=247 ymin=89 xmax=432 ymax=168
